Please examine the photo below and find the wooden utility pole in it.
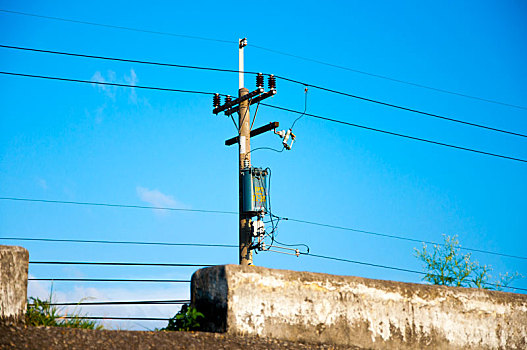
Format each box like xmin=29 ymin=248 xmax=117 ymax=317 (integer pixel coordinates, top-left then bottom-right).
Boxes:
xmin=212 ymin=38 xmax=277 ymax=265
xmin=238 ymin=38 xmax=252 ymax=265
xmin=238 ymin=87 xmax=252 ymax=265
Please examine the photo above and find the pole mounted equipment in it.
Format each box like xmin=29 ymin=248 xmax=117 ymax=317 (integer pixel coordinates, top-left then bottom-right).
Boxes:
xmin=256 ymin=73 xmax=264 ymax=88
xmin=268 ymin=74 xmax=276 ymax=90
xmin=213 ymin=93 xmax=221 ymax=108
xmin=211 ymin=38 xmax=288 ymax=266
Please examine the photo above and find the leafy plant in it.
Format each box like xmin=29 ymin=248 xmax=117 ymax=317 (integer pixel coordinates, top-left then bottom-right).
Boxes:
xmin=160 ymin=304 xmax=204 ymax=331
xmin=26 ymin=291 xmax=102 ymax=329
xmin=415 ymin=234 xmax=522 ymax=290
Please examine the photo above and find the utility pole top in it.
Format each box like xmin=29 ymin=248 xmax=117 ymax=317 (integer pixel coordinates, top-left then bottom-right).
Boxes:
xmin=239 ymin=38 xmax=247 ymax=48
xmin=239 ymin=38 xmax=246 ymax=89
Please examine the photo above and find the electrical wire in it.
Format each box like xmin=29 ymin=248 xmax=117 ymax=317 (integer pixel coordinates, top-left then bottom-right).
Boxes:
xmin=273 ymin=215 xmax=527 ymax=261
xmin=0 ymin=71 xmax=218 ymax=96
xmin=255 ymin=168 xmax=310 ymax=255
xmin=1 ymin=197 xmax=524 ymax=261
xmin=0 ymin=197 xmax=237 ymax=215
xmin=289 ymin=87 xmax=308 ymax=130
xmin=29 ymin=261 xmax=213 ymax=267
xmin=1 ymin=44 xmax=525 ymax=138
xmin=0 ymin=44 xmax=259 ymax=75
xmin=270 ymin=251 xmax=527 ymax=292
xmin=272 ymin=78 xmax=527 ymax=138
xmin=0 ymin=237 xmax=237 ymax=248
xmin=261 ymin=103 xmax=527 ymax=164
xmin=0 ymin=10 xmax=235 ymax=44
xmin=243 ymin=147 xmax=284 ymax=160
xmin=250 ymin=100 xmax=261 ymax=130
xmin=28 ymin=278 xmax=190 ymax=283
xmin=310 ymin=222 xmax=525 ymax=260
xmin=28 ymin=300 xmax=190 ymax=306
xmin=250 ymin=44 xmax=527 ymax=111
xmin=1 ymin=10 xmax=524 ymax=111
xmin=61 ymin=316 xmax=171 ymax=321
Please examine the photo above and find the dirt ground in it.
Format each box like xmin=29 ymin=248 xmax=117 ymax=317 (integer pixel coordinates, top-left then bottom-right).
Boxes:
xmin=0 ymin=325 xmax=363 ymax=349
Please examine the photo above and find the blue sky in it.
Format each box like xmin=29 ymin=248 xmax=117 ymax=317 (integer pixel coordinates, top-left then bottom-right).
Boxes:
xmin=1 ymin=1 xmax=526 ymax=329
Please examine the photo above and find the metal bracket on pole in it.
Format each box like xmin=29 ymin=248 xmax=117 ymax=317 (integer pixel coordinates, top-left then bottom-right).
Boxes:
xmin=225 ymin=89 xmax=277 ymax=116
xmin=225 ymin=122 xmax=279 ymax=146
xmin=213 ymin=87 xmax=264 ymax=115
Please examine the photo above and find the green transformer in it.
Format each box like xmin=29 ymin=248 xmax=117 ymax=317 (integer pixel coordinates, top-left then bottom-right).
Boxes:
xmin=241 ymin=167 xmax=268 ymax=216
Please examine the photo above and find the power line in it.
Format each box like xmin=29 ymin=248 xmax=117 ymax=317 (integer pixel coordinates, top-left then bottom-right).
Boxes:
xmin=0 ymin=44 xmax=260 ymax=75
xmin=0 ymin=9 xmax=234 ymax=44
xmin=29 ymin=299 xmax=190 ymax=306
xmin=2 ymin=198 xmax=524 ymax=260
xmin=292 ymin=251 xmax=527 ymax=292
xmin=251 ymin=44 xmax=527 ymax=111
xmin=1 ymin=44 xmax=524 ymax=139
xmin=273 ymin=77 xmax=527 ymax=138
xmin=0 ymin=197 xmax=237 ymax=215
xmin=28 ymin=278 xmax=191 ymax=283
xmin=29 ymin=261 xmax=213 ymax=267
xmin=0 ymin=237 xmax=237 ymax=248
xmin=0 ymin=71 xmax=217 ymax=96
xmin=261 ymin=103 xmax=527 ymax=163
xmin=2 ymin=9 xmax=525 ymax=111
xmin=281 ymin=218 xmax=527 ymax=261
xmin=62 ymin=316 xmax=171 ymax=321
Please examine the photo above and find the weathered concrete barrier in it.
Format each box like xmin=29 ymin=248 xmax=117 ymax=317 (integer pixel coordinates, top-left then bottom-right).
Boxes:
xmin=191 ymin=265 xmax=527 ymax=349
xmin=0 ymin=245 xmax=29 ymax=325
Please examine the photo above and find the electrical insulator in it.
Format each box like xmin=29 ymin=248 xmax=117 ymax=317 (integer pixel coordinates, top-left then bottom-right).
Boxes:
xmin=274 ymin=129 xmax=296 ymax=150
xmin=225 ymin=95 xmax=232 ymax=105
xmin=268 ymin=74 xmax=276 ymax=90
xmin=213 ymin=93 xmax=220 ymax=108
xmin=256 ymin=73 xmax=264 ymax=88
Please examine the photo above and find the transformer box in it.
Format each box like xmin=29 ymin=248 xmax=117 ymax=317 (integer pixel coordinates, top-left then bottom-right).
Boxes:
xmin=241 ymin=167 xmax=268 ymax=216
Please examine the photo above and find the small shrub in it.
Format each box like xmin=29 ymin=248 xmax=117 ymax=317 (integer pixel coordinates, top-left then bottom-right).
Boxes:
xmin=26 ymin=293 xmax=102 ymax=330
xmin=160 ymin=304 xmax=204 ymax=331
xmin=415 ymin=234 xmax=522 ymax=290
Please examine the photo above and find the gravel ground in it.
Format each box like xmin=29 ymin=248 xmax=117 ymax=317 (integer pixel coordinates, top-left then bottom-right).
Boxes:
xmin=0 ymin=325 xmax=363 ymax=349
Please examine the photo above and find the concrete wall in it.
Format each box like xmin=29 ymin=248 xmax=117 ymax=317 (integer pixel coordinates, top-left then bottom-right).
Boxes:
xmin=0 ymin=245 xmax=29 ymax=325
xmin=192 ymin=265 xmax=527 ymax=350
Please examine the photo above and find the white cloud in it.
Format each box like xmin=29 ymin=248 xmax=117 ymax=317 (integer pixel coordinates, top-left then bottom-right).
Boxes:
xmin=91 ymin=69 xmax=141 ymax=104
xmin=124 ymin=69 xmax=138 ymax=104
xmin=91 ymin=71 xmax=116 ymax=100
xmin=36 ymin=177 xmax=48 ymax=190
xmin=136 ymin=187 xmax=188 ymax=213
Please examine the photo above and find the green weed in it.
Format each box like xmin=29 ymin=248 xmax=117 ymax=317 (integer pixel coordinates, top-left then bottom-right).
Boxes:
xmin=159 ymin=304 xmax=204 ymax=331
xmin=26 ymin=292 xmax=103 ymax=330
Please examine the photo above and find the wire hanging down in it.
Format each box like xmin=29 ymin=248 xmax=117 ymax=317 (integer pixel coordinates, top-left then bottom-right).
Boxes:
xmin=261 ymin=103 xmax=527 ymax=163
